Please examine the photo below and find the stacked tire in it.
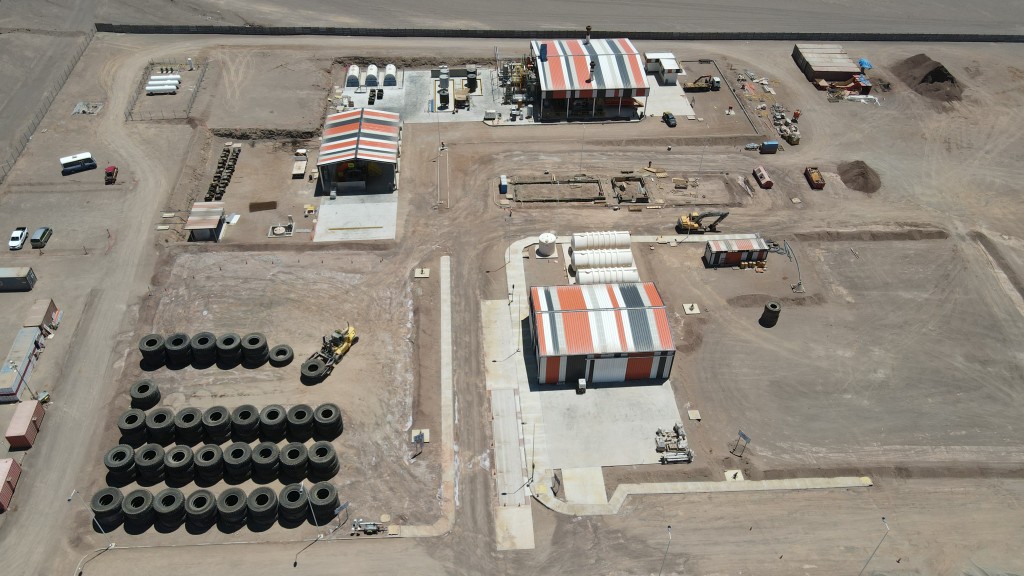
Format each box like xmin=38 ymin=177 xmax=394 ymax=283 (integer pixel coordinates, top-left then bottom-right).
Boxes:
xmin=279 ymin=442 xmax=308 ymax=481
xmin=153 ymin=487 xmax=186 ymax=530
xmin=134 ymin=443 xmax=165 ymax=485
xmin=217 ymin=488 xmax=248 ymax=526
xmin=164 ymin=332 xmax=192 ymax=368
xmin=164 ymin=445 xmax=195 ymax=486
xmin=251 ymin=441 xmax=280 ymax=482
xmin=287 ymin=404 xmax=314 ymax=442
xmin=185 ymin=489 xmax=218 ymax=528
xmin=122 ymin=489 xmax=155 ymax=525
xmin=91 ymin=487 xmax=125 ymax=529
xmin=307 ymin=481 xmax=339 ymax=525
xmin=231 ymin=405 xmax=260 ymax=443
xmin=203 ymin=406 xmax=231 ymax=444
xmin=117 ymin=408 xmax=148 ymax=447
xmin=194 ymin=445 xmax=224 ymax=484
xmin=129 ymin=380 xmax=160 ymax=410
xmin=278 ymin=483 xmax=309 ymax=524
xmin=300 ymin=358 xmax=327 ymax=381
xmin=104 ymin=444 xmax=137 ymax=485
xmin=307 ymin=441 xmax=340 ymax=480
xmin=268 ymin=344 xmax=294 ymax=367
xmin=216 ymin=333 xmax=242 ymax=366
xmin=246 ymin=486 xmax=278 ymax=524
xmin=259 ymin=405 xmax=287 ymax=442
xmin=241 ymin=332 xmax=269 ymax=367
xmin=138 ymin=334 xmax=166 ymax=368
xmin=223 ymin=442 xmax=253 ymax=483
xmin=313 ymin=403 xmax=344 ymax=440
xmin=146 ymin=407 xmax=176 ymax=446
xmin=174 ymin=407 xmax=204 ymax=446
xmin=190 ymin=332 xmax=217 ymax=367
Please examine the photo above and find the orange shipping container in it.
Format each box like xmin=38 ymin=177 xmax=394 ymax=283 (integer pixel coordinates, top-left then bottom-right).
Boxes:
xmin=5 ymin=400 xmax=44 ymax=449
xmin=0 ymin=458 xmax=23 ymax=512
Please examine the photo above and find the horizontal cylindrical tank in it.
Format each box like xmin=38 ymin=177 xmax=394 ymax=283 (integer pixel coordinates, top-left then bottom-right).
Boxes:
xmin=576 ymin=267 xmax=641 ymax=285
xmin=346 ymin=65 xmax=360 ymax=87
xmin=571 ymin=249 xmax=635 ymax=270
xmin=145 ymin=85 xmax=177 ymax=94
xmin=149 ymin=74 xmax=181 ymax=81
xmin=147 ymin=78 xmax=180 ymax=86
xmin=384 ymin=64 xmax=397 ymax=86
xmin=536 ymin=232 xmax=557 ymax=257
xmin=570 ymin=231 xmax=631 ymax=252
xmin=366 ymin=64 xmax=379 ymax=87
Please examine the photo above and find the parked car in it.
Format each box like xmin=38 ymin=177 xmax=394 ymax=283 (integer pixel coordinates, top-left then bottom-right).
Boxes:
xmin=8 ymin=227 xmax=27 ymax=250
xmin=662 ymin=112 xmax=677 ymax=128
xmin=30 ymin=227 xmax=53 ymax=249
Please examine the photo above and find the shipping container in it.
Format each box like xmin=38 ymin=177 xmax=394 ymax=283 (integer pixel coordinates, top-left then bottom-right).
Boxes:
xmin=0 ymin=458 xmax=23 ymax=512
xmin=0 ymin=327 xmax=43 ymax=403
xmin=0 ymin=267 xmax=36 ymax=292
xmin=759 ymin=141 xmax=779 ymax=154
xmin=5 ymin=400 xmax=44 ymax=449
xmin=703 ymin=238 xmax=770 ymax=268
xmin=752 ymin=165 xmax=774 ymax=189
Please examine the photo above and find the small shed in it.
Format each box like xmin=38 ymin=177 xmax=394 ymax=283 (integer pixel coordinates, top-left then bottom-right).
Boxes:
xmin=5 ymin=400 xmax=44 ymax=449
xmin=643 ymin=52 xmax=682 ymax=86
xmin=703 ymin=238 xmax=770 ymax=268
xmin=22 ymin=299 xmax=62 ymax=334
xmin=0 ymin=458 xmax=23 ymax=512
xmin=0 ymin=327 xmax=44 ymax=404
xmin=184 ymin=201 xmax=226 ymax=242
xmin=752 ymin=165 xmax=774 ymax=189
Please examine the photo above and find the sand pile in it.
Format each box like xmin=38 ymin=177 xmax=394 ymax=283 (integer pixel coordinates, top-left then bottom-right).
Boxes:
xmin=892 ymin=54 xmax=963 ymax=102
xmin=838 ymin=160 xmax=881 ymax=193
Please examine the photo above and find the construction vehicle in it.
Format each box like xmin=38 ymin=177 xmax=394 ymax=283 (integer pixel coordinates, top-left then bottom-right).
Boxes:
xmin=300 ymin=324 xmax=357 ymax=381
xmin=804 ymin=166 xmax=826 ymax=189
xmin=351 ymin=518 xmax=385 ymax=535
xmin=682 ymin=75 xmax=721 ymax=92
xmin=104 ymin=165 xmax=118 ymax=185
xmin=676 ymin=211 xmax=729 ymax=234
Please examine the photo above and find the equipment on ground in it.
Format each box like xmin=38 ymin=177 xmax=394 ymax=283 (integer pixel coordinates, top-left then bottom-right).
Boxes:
xmin=351 ymin=518 xmax=384 ymax=535
xmin=676 ymin=211 xmax=729 ymax=234
xmin=683 ymin=75 xmax=721 ymax=92
xmin=804 ymin=166 xmax=826 ymax=189
xmin=291 ymin=150 xmax=307 ymax=179
xmin=105 ymin=166 xmax=118 ymax=185
xmin=300 ymin=324 xmax=357 ymax=381
xmin=655 ymin=423 xmax=692 ymax=464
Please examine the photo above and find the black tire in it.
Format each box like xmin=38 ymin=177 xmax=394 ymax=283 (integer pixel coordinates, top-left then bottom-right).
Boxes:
xmin=278 ymin=483 xmax=308 ymax=521
xmin=194 ymin=444 xmax=224 ymax=481
xmin=216 ymin=333 xmax=242 ymax=362
xmin=307 ymin=481 xmax=338 ymax=516
xmin=251 ymin=441 xmax=280 ymax=479
xmin=279 ymin=442 xmax=308 ymax=477
xmin=217 ymin=487 xmax=248 ymax=523
xmin=165 ymin=332 xmax=192 ymax=365
xmin=286 ymin=404 xmax=314 ymax=441
xmin=223 ymin=441 xmax=253 ymax=481
xmin=91 ymin=487 xmax=124 ymax=517
xmin=185 ymin=489 xmax=218 ymax=523
xmin=246 ymin=486 xmax=278 ymax=519
xmin=268 ymin=344 xmax=294 ymax=367
xmin=153 ymin=488 xmax=186 ymax=525
xmin=230 ymin=405 xmax=260 ymax=442
xmin=174 ymin=407 xmax=204 ymax=446
xmin=190 ymin=332 xmax=217 ymax=364
xmin=146 ymin=407 xmax=176 ymax=446
xmin=134 ymin=443 xmax=166 ymax=473
xmin=241 ymin=332 xmax=267 ymax=355
xmin=139 ymin=333 xmax=166 ymax=365
xmin=300 ymin=359 xmax=326 ymax=380
xmin=104 ymin=444 xmax=137 ymax=474
xmin=117 ymin=408 xmax=148 ymax=446
xmin=313 ymin=403 xmax=344 ymax=439
xmin=307 ymin=441 xmax=339 ymax=480
xmin=202 ymin=406 xmax=231 ymax=443
xmin=259 ymin=405 xmax=287 ymax=441
xmin=164 ymin=445 xmax=195 ymax=484
xmin=129 ymin=379 xmax=160 ymax=410
xmin=122 ymin=489 xmax=155 ymax=523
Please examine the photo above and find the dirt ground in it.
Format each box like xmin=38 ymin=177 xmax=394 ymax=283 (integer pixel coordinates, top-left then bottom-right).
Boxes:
xmin=1 ymin=29 xmax=1024 ymax=576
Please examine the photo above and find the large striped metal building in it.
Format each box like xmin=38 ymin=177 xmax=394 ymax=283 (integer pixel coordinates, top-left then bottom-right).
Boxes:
xmin=316 ymin=108 xmax=401 ymax=194
xmin=529 ymin=282 xmax=675 ymax=385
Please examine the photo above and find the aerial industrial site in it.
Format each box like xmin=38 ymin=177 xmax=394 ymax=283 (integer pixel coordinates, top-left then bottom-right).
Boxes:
xmin=0 ymin=1 xmax=1023 ymax=574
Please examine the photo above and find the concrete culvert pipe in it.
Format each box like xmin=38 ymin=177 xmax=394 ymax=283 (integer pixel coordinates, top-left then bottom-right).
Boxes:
xmin=759 ymin=301 xmax=782 ymax=328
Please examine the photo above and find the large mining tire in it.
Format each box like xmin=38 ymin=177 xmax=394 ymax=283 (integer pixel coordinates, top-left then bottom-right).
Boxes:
xmin=241 ymin=332 xmax=268 ymax=360
xmin=246 ymin=486 xmax=278 ymax=520
xmin=138 ymin=333 xmax=166 ymax=364
xmin=279 ymin=442 xmax=308 ymax=477
xmin=216 ymin=487 xmax=248 ymax=524
xmin=307 ymin=481 xmax=339 ymax=516
xmin=307 ymin=441 xmax=339 ymax=480
xmin=174 ymin=407 xmax=204 ymax=446
xmin=145 ymin=407 xmax=176 ymax=446
xmin=223 ymin=442 xmax=253 ymax=478
xmin=129 ymin=379 xmax=161 ymax=410
xmin=216 ymin=333 xmax=242 ymax=360
xmin=134 ymin=443 xmax=166 ymax=473
xmin=277 ymin=484 xmax=308 ymax=521
xmin=193 ymin=444 xmax=224 ymax=480
xmin=164 ymin=445 xmax=195 ymax=482
xmin=259 ymin=404 xmax=287 ymax=441
xmin=104 ymin=444 xmax=137 ymax=474
xmin=190 ymin=332 xmax=217 ymax=364
xmin=185 ymin=489 xmax=218 ymax=523
xmin=286 ymin=404 xmax=314 ymax=441
xmin=153 ymin=487 xmax=186 ymax=526
xmin=251 ymin=441 xmax=280 ymax=479
xmin=230 ymin=404 xmax=260 ymax=442
xmin=91 ymin=487 xmax=124 ymax=518
xmin=116 ymin=408 xmax=148 ymax=446
xmin=268 ymin=344 xmax=294 ymax=367
xmin=300 ymin=359 xmax=326 ymax=380
xmin=164 ymin=332 xmax=192 ymax=365
xmin=122 ymin=489 xmax=155 ymax=523
xmin=313 ymin=403 xmax=343 ymax=439
xmin=202 ymin=405 xmax=231 ymax=443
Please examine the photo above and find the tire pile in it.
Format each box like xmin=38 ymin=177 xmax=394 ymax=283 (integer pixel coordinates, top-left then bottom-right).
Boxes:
xmin=205 ymin=145 xmax=239 ymax=203
xmin=138 ymin=331 xmax=293 ymax=370
xmin=97 ymin=379 xmax=345 ymax=532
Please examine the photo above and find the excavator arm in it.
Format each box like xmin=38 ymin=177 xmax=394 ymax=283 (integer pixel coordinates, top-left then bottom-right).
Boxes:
xmin=694 ymin=211 xmax=729 ymax=231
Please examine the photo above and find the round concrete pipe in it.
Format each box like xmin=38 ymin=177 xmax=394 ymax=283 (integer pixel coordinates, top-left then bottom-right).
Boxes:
xmin=759 ymin=301 xmax=781 ymax=328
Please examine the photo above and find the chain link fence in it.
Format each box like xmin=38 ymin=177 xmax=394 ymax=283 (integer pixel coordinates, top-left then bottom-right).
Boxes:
xmin=124 ymin=59 xmax=208 ymax=121
xmin=0 ymin=28 xmax=96 ymax=185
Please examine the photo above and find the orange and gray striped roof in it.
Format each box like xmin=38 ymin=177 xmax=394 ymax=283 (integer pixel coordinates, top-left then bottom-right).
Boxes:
xmin=530 ymin=38 xmax=649 ymax=98
xmin=317 ymin=108 xmax=401 ymax=166
xmin=531 ymin=282 xmax=674 ymax=358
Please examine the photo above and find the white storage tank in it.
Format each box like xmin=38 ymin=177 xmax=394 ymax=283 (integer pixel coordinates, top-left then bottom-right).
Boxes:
xmin=384 ymin=64 xmax=397 ymax=87
xmin=346 ymin=65 xmax=360 ymax=87
xmin=571 ymin=249 xmax=635 ymax=271
xmin=145 ymin=85 xmax=177 ymax=95
xmin=149 ymin=74 xmax=181 ymax=81
xmin=366 ymin=64 xmax=379 ymax=87
xmin=439 ymin=65 xmax=449 ymax=89
xmin=576 ymin=267 xmax=641 ymax=285
xmin=536 ymin=232 xmax=557 ymax=257
xmin=146 ymin=78 xmax=180 ymax=86
xmin=570 ymin=231 xmax=631 ymax=253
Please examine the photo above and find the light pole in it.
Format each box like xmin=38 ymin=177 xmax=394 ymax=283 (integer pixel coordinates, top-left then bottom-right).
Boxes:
xmin=67 ymin=489 xmax=114 ymax=549
xmin=858 ymin=516 xmax=890 ymax=576
xmin=658 ymin=525 xmax=672 ymax=576
xmin=9 ymin=360 xmax=36 ymax=401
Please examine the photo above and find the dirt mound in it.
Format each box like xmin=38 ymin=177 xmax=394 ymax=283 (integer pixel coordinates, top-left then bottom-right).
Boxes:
xmin=892 ymin=53 xmax=963 ymax=102
xmin=837 ymin=160 xmax=881 ymax=193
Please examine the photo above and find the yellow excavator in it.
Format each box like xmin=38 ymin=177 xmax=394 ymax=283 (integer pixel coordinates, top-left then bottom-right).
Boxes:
xmin=300 ymin=324 xmax=358 ymax=381
xmin=676 ymin=210 xmax=729 ymax=233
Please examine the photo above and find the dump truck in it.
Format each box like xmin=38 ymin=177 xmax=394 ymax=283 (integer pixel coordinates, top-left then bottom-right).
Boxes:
xmin=300 ymin=324 xmax=357 ymax=381
xmin=804 ymin=166 xmax=826 ymax=189
xmin=676 ymin=211 xmax=729 ymax=233
xmin=682 ymin=75 xmax=721 ymax=92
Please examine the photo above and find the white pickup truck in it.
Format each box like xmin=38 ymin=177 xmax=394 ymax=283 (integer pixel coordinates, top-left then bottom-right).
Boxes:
xmin=8 ymin=227 xmax=27 ymax=250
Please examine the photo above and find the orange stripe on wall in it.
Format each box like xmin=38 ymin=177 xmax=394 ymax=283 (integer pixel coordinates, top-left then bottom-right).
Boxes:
xmin=545 ymin=356 xmax=561 ymax=384
xmin=625 ymin=356 xmax=653 ymax=380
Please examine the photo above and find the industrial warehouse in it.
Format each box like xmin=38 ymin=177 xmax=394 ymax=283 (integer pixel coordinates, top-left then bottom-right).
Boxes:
xmin=0 ymin=2 xmax=1022 ymax=574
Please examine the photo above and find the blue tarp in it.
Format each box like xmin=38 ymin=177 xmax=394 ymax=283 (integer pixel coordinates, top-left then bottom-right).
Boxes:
xmin=858 ymin=58 xmax=873 ymax=70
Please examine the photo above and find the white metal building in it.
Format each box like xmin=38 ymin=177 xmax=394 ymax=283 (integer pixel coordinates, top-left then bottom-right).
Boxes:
xmin=643 ymin=51 xmax=682 ymax=85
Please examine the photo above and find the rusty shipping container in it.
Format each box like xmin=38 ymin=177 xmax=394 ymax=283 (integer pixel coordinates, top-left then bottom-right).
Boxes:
xmin=22 ymin=298 xmax=62 ymax=332
xmin=0 ymin=458 xmax=23 ymax=512
xmin=5 ymin=400 xmax=44 ymax=449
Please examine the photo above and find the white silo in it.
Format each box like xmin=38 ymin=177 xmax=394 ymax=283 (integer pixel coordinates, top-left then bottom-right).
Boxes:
xmin=384 ymin=64 xmax=397 ymax=86
xmin=346 ymin=65 xmax=360 ymax=87
xmin=570 ymin=230 xmax=632 ymax=253
xmin=439 ymin=64 xmax=450 ymax=90
xmin=577 ymin=267 xmax=641 ymax=285
xmin=366 ymin=64 xmax=379 ymax=87
xmin=536 ymin=232 xmax=557 ymax=257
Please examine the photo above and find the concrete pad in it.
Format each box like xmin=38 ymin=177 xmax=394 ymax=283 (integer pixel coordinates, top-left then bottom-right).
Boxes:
xmin=539 ymin=381 xmax=683 ymax=469
xmin=481 ymin=300 xmax=519 ymax=391
xmin=644 ymin=77 xmax=695 ymax=119
xmin=313 ymin=193 xmax=397 ymax=242
xmin=495 ymin=506 xmax=536 ymax=551
xmin=561 ymin=467 xmax=608 ymax=505
xmin=491 ymin=388 xmax=527 ymax=507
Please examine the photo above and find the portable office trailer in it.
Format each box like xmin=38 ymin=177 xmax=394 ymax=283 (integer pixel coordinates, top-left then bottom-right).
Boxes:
xmin=0 ymin=327 xmax=43 ymax=403
xmin=702 ymin=238 xmax=770 ymax=268
xmin=0 ymin=268 xmax=36 ymax=292
xmin=752 ymin=165 xmax=774 ymax=189
xmin=5 ymin=400 xmax=44 ymax=449
xmin=0 ymin=458 xmax=23 ymax=511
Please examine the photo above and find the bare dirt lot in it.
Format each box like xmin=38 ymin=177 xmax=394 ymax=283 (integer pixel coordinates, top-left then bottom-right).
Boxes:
xmin=1 ymin=30 xmax=1024 ymax=576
